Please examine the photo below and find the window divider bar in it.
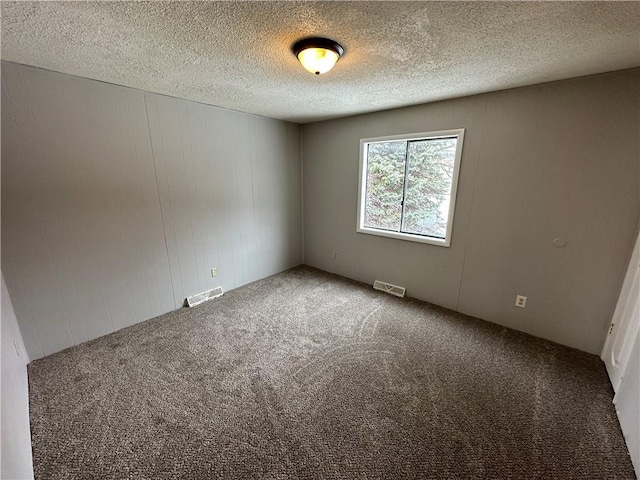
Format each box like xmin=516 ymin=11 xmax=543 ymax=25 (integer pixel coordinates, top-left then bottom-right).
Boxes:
xmin=399 ymin=141 xmax=411 ymax=233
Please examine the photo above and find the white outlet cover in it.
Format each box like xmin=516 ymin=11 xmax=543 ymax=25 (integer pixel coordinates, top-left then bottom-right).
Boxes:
xmin=515 ymin=295 xmax=527 ymax=308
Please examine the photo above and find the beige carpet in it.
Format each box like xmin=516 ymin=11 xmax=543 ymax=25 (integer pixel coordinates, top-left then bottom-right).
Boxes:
xmin=28 ymin=266 xmax=635 ymax=479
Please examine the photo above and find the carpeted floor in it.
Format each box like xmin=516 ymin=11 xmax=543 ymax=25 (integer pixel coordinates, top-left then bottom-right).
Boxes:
xmin=28 ymin=266 xmax=635 ymax=479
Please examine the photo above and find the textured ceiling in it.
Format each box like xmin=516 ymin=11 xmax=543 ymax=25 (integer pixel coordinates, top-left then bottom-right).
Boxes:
xmin=2 ymin=1 xmax=639 ymax=123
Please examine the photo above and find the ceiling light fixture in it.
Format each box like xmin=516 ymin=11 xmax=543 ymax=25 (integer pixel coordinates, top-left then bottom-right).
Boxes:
xmin=292 ymin=37 xmax=344 ymax=75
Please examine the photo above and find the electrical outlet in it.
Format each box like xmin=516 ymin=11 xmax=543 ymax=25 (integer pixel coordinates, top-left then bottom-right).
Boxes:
xmin=211 ymin=267 xmax=218 ymax=277
xmin=515 ymin=295 xmax=527 ymax=308
xmin=333 ymin=251 xmax=338 ymax=259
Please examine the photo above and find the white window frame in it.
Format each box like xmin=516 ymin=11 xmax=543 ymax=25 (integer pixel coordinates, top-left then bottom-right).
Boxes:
xmin=356 ymin=129 xmax=465 ymax=247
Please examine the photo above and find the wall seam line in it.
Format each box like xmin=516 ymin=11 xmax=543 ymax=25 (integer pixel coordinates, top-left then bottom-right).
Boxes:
xmin=175 ymin=101 xmax=201 ymax=293
xmin=143 ymin=95 xmax=177 ymax=309
xmin=108 ymin=86 xmax=139 ymax=327
xmin=123 ymin=91 xmax=155 ymax=319
xmin=185 ymin=105 xmax=208 ymax=292
xmin=455 ymin=97 xmax=489 ymax=312
xmin=300 ymin=124 xmax=305 ymax=264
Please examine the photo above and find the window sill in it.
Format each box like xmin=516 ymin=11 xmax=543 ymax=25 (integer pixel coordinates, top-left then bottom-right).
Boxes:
xmin=356 ymin=226 xmax=451 ymax=247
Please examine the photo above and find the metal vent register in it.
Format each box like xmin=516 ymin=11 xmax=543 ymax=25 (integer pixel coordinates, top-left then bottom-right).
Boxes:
xmin=373 ymin=280 xmax=406 ymax=298
xmin=186 ymin=286 xmax=224 ymax=308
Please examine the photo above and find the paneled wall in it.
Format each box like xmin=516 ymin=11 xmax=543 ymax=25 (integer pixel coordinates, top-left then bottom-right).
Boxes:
xmin=145 ymin=95 xmax=302 ymax=307
xmin=302 ymin=69 xmax=640 ymax=354
xmin=1 ymin=62 xmax=302 ymax=360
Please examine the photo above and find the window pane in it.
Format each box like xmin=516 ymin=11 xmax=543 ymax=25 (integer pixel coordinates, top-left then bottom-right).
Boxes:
xmin=364 ymin=141 xmax=406 ymax=231
xmin=401 ymin=138 xmax=457 ymax=238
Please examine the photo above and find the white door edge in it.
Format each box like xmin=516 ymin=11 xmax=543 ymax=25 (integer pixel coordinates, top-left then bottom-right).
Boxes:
xmin=602 ymin=228 xmax=640 ymax=392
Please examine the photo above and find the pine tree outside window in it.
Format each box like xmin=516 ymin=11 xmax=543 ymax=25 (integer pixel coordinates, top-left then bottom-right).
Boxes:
xmin=357 ymin=129 xmax=464 ymax=247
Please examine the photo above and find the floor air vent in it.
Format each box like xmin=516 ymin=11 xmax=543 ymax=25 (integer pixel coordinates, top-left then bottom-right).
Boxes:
xmin=373 ymin=280 xmax=406 ymax=298
xmin=186 ymin=286 xmax=224 ymax=308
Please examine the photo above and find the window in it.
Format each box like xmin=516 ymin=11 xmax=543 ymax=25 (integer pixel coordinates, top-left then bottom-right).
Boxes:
xmin=357 ymin=129 xmax=464 ymax=247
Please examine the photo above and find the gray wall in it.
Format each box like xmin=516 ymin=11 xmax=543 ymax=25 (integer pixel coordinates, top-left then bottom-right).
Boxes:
xmin=1 ymin=273 xmax=34 ymax=479
xmin=1 ymin=62 xmax=302 ymax=360
xmin=302 ymin=69 xmax=640 ymax=354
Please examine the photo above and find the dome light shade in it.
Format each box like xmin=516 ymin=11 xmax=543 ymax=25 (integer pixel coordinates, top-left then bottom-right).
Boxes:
xmin=292 ymin=37 xmax=344 ymax=75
